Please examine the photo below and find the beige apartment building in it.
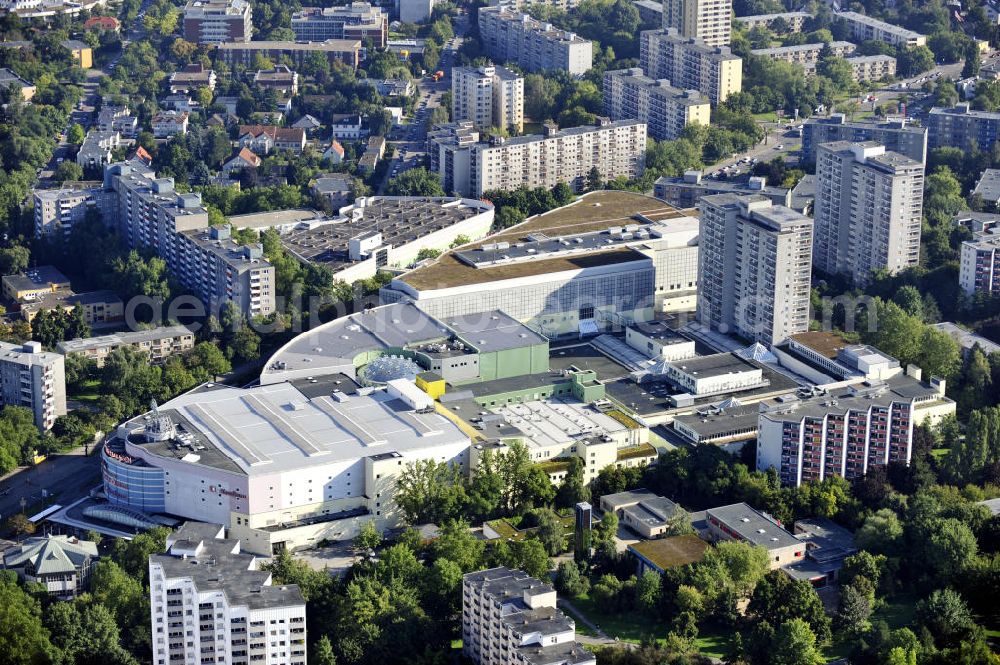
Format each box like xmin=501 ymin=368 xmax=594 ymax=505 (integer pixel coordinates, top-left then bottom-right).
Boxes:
xmin=734 ymin=11 xmax=809 ymax=32
xmin=478 ymin=6 xmax=593 ymax=75
xmin=846 ymin=54 xmax=896 ymax=82
xmin=58 ymin=325 xmax=197 ymax=367
xmin=697 ymin=194 xmax=813 ymax=345
xmin=436 ymin=119 xmax=646 ymax=197
xmin=836 ymin=11 xmax=925 ymax=47
xmin=0 ymin=341 xmax=66 ymax=431
xmin=813 ymin=141 xmax=924 ymax=286
xmin=751 ymin=41 xmax=855 ymax=66
xmin=603 ymin=67 xmax=710 ymax=141
xmin=451 ymin=64 xmax=524 ymax=134
xmin=640 ymin=28 xmax=741 ymax=104
xmin=662 ymin=0 xmax=731 ymax=47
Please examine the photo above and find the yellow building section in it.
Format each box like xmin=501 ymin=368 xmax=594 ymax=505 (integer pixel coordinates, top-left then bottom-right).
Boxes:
xmin=416 ymin=372 xmax=445 ymax=399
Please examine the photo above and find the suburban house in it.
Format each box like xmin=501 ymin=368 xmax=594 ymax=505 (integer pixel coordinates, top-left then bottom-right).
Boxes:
xmin=323 ymin=139 xmax=345 ymax=163
xmin=222 ymin=147 xmax=262 ymax=174
xmin=330 ymin=113 xmax=367 ymax=140
xmin=151 ymin=111 xmax=190 ymax=138
xmin=237 ymin=124 xmax=306 ymax=154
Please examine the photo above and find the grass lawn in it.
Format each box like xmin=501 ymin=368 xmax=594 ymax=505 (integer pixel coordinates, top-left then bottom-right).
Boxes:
xmin=874 ymin=592 xmax=918 ymax=630
xmin=931 ymin=447 xmax=950 ymax=459
xmin=567 ymin=592 xmax=666 ymax=643
xmin=69 ymin=378 xmax=102 ymax=403
xmin=694 ymin=624 xmax=731 ymax=659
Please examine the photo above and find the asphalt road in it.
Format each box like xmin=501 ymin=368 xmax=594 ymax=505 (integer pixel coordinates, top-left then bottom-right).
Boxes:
xmin=0 ymin=445 xmax=101 ymax=528
xmin=377 ymin=10 xmax=470 ymax=194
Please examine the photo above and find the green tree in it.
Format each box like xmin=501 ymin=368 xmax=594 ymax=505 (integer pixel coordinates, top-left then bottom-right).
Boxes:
xmin=354 ymin=520 xmax=383 ymax=554
xmin=385 ymin=168 xmax=445 ymax=196
xmin=771 ymin=618 xmax=825 ymax=665
xmin=67 ymin=123 xmax=85 ymax=144
xmin=555 ymin=560 xmax=590 ymax=598
xmin=836 ymin=580 xmax=873 ymax=638
xmin=312 ymin=635 xmax=337 ymax=665
xmin=55 ymin=160 xmax=84 ymax=182
xmin=555 ymin=456 xmax=590 ymax=508
xmin=916 ymin=588 xmax=974 ymax=648
xmin=493 ymin=206 xmax=526 ymax=230
xmin=431 ymin=520 xmax=484 ymax=572
xmin=0 ymin=576 xmax=53 ymax=665
xmin=635 ymin=570 xmax=661 ymax=613
xmin=747 ymin=570 xmax=831 ymax=644
xmin=532 ymin=507 xmax=566 ymax=555
xmin=394 ymin=458 xmax=467 ymax=524
xmin=856 ymin=508 xmax=904 ymax=555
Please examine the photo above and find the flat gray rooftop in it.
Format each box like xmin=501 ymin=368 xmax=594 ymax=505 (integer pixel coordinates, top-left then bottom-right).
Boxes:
xmin=669 ymin=352 xmax=760 ymax=378
xmin=707 ymin=503 xmax=801 ymax=550
xmin=120 ymin=379 xmax=469 ymax=475
xmin=254 ymin=197 xmax=492 ymax=272
xmin=673 ymin=403 xmax=761 ymax=438
xmin=441 ymin=310 xmax=547 ymax=352
xmin=153 ymin=528 xmax=303 ymax=610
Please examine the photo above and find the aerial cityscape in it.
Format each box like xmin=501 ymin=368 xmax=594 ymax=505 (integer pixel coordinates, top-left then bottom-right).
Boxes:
xmin=0 ymin=0 xmax=999 ymax=662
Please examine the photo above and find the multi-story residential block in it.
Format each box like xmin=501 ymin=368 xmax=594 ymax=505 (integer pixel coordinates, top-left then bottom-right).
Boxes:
xmin=751 ymin=41 xmax=856 ymax=66
xmin=33 ymin=186 xmax=116 ymax=238
xmin=835 ymin=11 xmax=925 ymax=47
xmin=451 ymin=64 xmax=524 ymax=134
xmin=151 ymin=111 xmax=190 ymax=138
xmin=76 ymin=130 xmax=120 ymax=170
xmin=168 ymin=64 xmax=217 ymax=94
xmin=2 ymin=535 xmax=98 ymax=599
xmin=603 ymin=68 xmax=710 ymax=141
xmin=0 ymin=341 xmax=66 ymax=430
xmin=462 ymin=568 xmax=594 ymax=665
xmin=634 ymin=0 xmax=663 ymax=25
xmin=433 ymin=119 xmax=646 ymax=197
xmin=478 ymin=6 xmax=593 ymax=75
xmin=494 ymin=0 xmax=584 ymax=10
xmin=846 ymin=54 xmax=896 ymax=82
xmin=216 ymin=40 xmax=361 ymax=69
xmin=757 ymin=370 xmax=952 ymax=486
xmin=662 ymin=0 xmax=731 ymax=47
xmin=928 ymin=103 xmax=1000 ymax=152
xmin=183 ymin=0 xmax=252 ymax=43
xmin=959 ymin=227 xmax=1000 ymax=296
xmin=58 ymin=325 xmax=197 ymax=367
xmin=696 ymin=194 xmax=813 ymax=345
xmin=639 ymin=28 xmax=742 ymax=104
xmin=704 ymin=503 xmax=805 ymax=568
xmin=237 ymin=125 xmax=306 ymax=154
xmin=397 ymin=0 xmax=435 ymax=23
xmin=813 ymin=141 xmax=923 ymax=286
xmin=734 ymin=11 xmax=809 ymax=32
xmin=149 ymin=522 xmax=306 ymax=665
xmin=104 ymin=160 xmax=275 ymax=318
xmin=291 ymin=2 xmax=388 ymax=46
xmin=802 ymin=114 xmax=927 ymax=165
